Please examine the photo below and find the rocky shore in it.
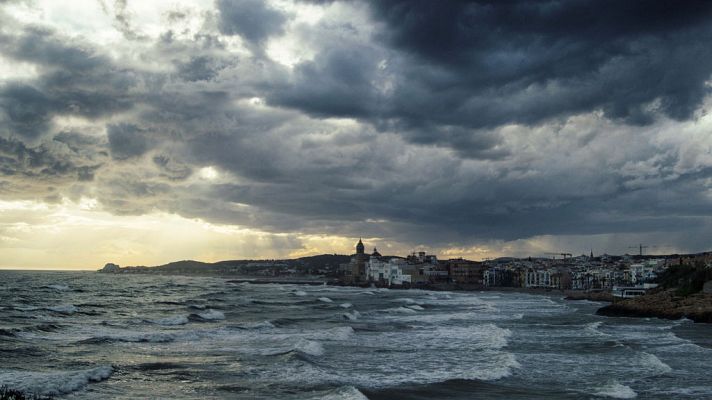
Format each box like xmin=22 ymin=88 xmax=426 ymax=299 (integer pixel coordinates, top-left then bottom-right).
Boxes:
xmin=596 ymin=290 xmax=712 ymax=323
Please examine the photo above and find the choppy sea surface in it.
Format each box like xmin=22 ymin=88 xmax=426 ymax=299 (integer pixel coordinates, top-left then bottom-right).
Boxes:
xmin=1 ymin=271 xmax=711 ymax=399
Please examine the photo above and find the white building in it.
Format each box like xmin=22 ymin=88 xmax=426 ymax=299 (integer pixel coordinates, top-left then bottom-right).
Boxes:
xmin=366 ymin=257 xmax=412 ymax=286
xmin=525 ymin=268 xmax=552 ymax=288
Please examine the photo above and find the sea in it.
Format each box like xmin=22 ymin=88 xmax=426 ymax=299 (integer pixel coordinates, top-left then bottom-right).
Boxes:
xmin=1 ymin=271 xmax=711 ymax=399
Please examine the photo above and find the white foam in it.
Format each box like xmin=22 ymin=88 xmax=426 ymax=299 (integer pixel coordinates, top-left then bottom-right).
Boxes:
xmin=304 ymin=386 xmax=368 ymax=400
xmin=46 ymin=284 xmax=69 ymax=291
xmin=0 ymin=365 xmax=113 ymax=396
xmin=238 ymin=320 xmax=275 ymax=329
xmin=343 ymin=311 xmax=361 ymax=321
xmin=406 ymin=305 xmax=425 ymax=311
xmin=12 ymin=305 xmax=40 ymax=311
xmin=594 ymin=381 xmax=638 ymax=399
xmin=584 ymin=321 xmax=610 ymax=337
xmin=395 ymin=298 xmax=417 ymax=304
xmin=47 ymin=305 xmax=78 ymax=314
xmin=339 ymin=303 xmax=352 ymax=308
xmin=294 ymin=339 xmax=325 ymax=356
xmin=638 ymin=352 xmax=672 ymax=375
xmin=318 ymin=297 xmax=333 ymax=303
xmin=294 ymin=290 xmax=308 ymax=297
xmin=152 ymin=315 xmax=189 ymax=326
xmin=198 ymin=309 xmax=225 ymax=320
xmin=386 ymin=307 xmax=417 ymax=314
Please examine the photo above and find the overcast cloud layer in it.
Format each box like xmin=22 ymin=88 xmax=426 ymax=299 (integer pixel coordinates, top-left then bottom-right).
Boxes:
xmin=2 ymin=0 xmax=712 ymax=266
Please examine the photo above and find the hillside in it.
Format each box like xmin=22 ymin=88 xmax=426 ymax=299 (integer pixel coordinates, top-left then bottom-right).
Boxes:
xmin=99 ymin=254 xmax=351 ymax=276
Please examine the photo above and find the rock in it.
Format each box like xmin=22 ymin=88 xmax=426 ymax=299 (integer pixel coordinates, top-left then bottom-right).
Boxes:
xmin=99 ymin=263 xmax=121 ymax=273
xmin=596 ymin=289 xmax=712 ymax=323
xmin=704 ymin=280 xmax=712 ymax=294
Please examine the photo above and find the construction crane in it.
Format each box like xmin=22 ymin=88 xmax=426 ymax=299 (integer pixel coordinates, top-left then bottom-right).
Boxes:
xmin=628 ymin=244 xmax=657 ymax=256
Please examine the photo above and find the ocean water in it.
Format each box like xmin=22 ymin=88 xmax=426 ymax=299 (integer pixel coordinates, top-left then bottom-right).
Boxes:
xmin=1 ymin=271 xmax=711 ymax=399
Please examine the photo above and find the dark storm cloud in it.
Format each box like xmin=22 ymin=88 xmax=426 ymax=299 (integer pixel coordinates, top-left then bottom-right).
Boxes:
xmin=216 ymin=0 xmax=287 ymax=44
xmin=0 ymin=135 xmax=105 ymax=201
xmin=274 ymin=45 xmax=383 ymax=118
xmin=177 ymin=56 xmax=222 ymax=82
xmin=4 ymin=0 xmax=712 ymax=255
xmin=0 ymin=84 xmax=56 ymax=139
xmin=271 ymin=0 xmax=712 ymax=157
xmin=0 ymin=26 xmax=137 ymax=141
xmin=107 ymin=124 xmax=150 ymax=160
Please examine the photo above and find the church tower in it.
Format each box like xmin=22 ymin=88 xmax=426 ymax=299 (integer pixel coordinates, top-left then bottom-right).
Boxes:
xmin=356 ymin=238 xmax=365 ymax=255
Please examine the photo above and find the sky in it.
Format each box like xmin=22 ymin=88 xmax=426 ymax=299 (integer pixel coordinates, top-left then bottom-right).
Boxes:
xmin=2 ymin=0 xmax=712 ymax=269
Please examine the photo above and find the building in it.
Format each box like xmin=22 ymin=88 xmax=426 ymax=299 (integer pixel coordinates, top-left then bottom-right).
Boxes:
xmin=446 ymin=259 xmax=484 ymax=284
xmin=366 ymin=257 xmax=412 ymax=286
xmin=339 ymin=238 xmax=369 ymax=284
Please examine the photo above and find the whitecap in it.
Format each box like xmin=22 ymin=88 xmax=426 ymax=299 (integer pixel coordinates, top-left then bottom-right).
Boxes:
xmin=0 ymin=365 xmax=113 ymax=397
xmin=294 ymin=339 xmax=325 ymax=357
xmin=318 ymin=297 xmax=333 ymax=303
xmin=151 ymin=315 xmax=189 ymax=326
xmin=339 ymin=303 xmax=352 ymax=308
xmin=342 ymin=311 xmax=361 ymax=321
xmin=406 ymin=305 xmax=425 ymax=311
xmin=584 ymin=321 xmax=610 ymax=337
xmin=594 ymin=381 xmax=638 ymax=399
xmin=294 ymin=290 xmax=308 ymax=297
xmin=197 ymin=309 xmax=225 ymax=321
xmin=237 ymin=320 xmax=275 ymax=330
xmin=385 ymin=307 xmax=417 ymax=314
xmin=395 ymin=298 xmax=416 ymax=304
xmin=638 ymin=352 xmax=672 ymax=375
xmin=303 ymin=386 xmax=368 ymax=400
xmin=46 ymin=284 xmax=69 ymax=291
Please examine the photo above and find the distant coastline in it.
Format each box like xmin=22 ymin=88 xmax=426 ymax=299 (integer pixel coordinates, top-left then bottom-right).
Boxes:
xmin=97 ymin=251 xmax=712 ymax=324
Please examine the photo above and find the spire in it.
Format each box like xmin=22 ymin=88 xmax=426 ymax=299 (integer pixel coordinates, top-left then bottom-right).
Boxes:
xmin=590 ymin=249 xmax=594 ymax=259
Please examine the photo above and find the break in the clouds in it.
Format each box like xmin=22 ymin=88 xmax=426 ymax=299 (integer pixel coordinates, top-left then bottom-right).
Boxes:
xmin=1 ymin=0 xmax=712 ymax=268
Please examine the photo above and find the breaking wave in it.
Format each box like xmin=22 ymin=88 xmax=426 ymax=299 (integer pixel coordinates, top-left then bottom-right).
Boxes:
xmin=150 ymin=315 xmax=189 ymax=326
xmin=594 ymin=381 xmax=638 ymax=399
xmin=0 ymin=365 xmax=113 ymax=396
xmin=44 ymin=284 xmax=70 ymax=291
xmin=188 ymin=309 xmax=225 ymax=322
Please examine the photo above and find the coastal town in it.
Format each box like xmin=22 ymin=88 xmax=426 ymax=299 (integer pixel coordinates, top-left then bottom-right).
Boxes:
xmin=102 ymin=238 xmax=712 ymax=300
xmin=337 ymin=239 xmax=712 ymax=298
xmin=98 ymin=237 xmax=712 ymax=323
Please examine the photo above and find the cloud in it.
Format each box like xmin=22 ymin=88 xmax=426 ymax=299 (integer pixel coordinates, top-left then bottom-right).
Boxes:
xmin=271 ymin=0 xmax=712 ymax=155
xmin=107 ymin=123 xmax=149 ymax=160
xmin=216 ymin=0 xmax=287 ymax=45
xmin=2 ymin=0 xmax=712 ymax=266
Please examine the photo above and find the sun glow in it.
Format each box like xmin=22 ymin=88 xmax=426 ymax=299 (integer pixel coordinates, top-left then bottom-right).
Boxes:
xmin=0 ymin=199 xmax=357 ymax=270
